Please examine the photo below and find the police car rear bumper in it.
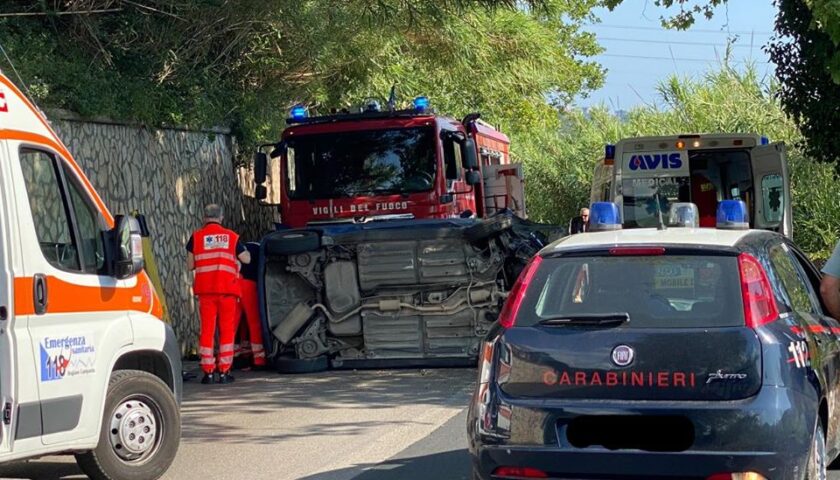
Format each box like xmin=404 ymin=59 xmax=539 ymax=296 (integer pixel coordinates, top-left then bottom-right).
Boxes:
xmin=469 ymin=385 xmax=815 ymax=480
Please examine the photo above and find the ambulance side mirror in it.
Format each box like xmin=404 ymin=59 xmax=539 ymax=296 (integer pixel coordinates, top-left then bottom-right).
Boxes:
xmin=114 ymin=215 xmax=145 ymax=279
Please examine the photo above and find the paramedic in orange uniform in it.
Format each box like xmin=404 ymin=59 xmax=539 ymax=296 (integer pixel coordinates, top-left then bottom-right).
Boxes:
xmin=691 ymin=173 xmax=718 ymax=227
xmin=186 ymin=204 xmax=251 ymax=384
xmin=238 ymin=242 xmax=266 ymax=369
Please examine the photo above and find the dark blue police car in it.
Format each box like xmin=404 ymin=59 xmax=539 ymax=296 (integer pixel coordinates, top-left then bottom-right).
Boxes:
xmin=468 ymin=201 xmax=840 ymax=480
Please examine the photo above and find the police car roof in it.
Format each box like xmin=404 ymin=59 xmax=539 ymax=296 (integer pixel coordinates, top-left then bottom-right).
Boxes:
xmin=549 ymin=227 xmax=759 ymax=253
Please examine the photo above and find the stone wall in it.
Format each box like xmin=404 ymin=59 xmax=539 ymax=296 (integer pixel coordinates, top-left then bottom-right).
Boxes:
xmin=50 ymin=113 xmax=273 ymax=353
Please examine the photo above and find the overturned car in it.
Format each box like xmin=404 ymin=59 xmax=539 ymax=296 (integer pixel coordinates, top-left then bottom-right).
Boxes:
xmin=256 ymin=214 xmax=558 ymax=372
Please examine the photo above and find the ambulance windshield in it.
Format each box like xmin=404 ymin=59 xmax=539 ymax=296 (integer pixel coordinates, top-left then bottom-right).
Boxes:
xmin=284 ymin=127 xmax=436 ymax=200
xmin=621 ymin=149 xmax=751 ymax=228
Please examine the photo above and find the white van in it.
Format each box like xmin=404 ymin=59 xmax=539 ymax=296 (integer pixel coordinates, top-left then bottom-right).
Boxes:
xmin=0 ymin=72 xmax=181 ymax=478
xmin=590 ymin=134 xmax=792 ymax=236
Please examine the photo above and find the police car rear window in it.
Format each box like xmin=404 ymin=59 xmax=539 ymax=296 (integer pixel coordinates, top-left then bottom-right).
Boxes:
xmin=520 ymin=255 xmax=744 ymax=328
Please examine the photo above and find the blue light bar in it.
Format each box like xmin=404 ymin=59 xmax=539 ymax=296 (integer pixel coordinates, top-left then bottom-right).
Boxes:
xmin=605 ymin=144 xmax=616 ymax=160
xmin=589 ymin=202 xmax=622 ymax=231
xmin=290 ymin=105 xmax=307 ymax=120
xmin=413 ymin=96 xmax=430 ymax=112
xmin=760 ymin=136 xmax=770 ymax=145
xmin=716 ymin=200 xmax=749 ymax=230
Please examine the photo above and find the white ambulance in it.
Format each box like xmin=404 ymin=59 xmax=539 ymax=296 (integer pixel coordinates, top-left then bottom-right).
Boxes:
xmin=590 ymin=134 xmax=792 ymax=236
xmin=0 ymin=72 xmax=181 ymax=478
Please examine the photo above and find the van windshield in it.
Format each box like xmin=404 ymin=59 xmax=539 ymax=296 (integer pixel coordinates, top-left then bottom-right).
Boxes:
xmin=622 ymin=149 xmax=751 ymax=228
xmin=520 ymin=255 xmax=744 ymax=328
xmin=285 ymin=127 xmax=437 ymax=199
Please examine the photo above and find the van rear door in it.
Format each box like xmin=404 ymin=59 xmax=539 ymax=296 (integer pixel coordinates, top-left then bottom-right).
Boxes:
xmin=751 ymin=143 xmax=792 ymax=237
xmin=0 ymin=140 xmax=12 ymax=453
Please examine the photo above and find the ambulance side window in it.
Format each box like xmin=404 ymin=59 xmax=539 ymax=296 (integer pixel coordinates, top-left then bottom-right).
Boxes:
xmin=63 ymin=164 xmax=106 ymax=273
xmin=19 ymin=148 xmax=81 ymax=271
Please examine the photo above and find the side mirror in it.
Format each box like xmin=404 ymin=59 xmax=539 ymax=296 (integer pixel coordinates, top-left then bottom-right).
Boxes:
xmin=462 ymin=137 xmax=478 ymax=170
xmin=465 ymin=170 xmax=481 ymax=186
xmin=114 ymin=215 xmax=144 ymax=279
xmin=270 ymin=142 xmax=287 ymax=159
xmin=254 ymin=152 xmax=268 ymax=184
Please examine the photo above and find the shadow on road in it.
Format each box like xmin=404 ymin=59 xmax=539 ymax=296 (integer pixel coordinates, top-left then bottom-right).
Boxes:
xmin=297 ymin=449 xmax=471 ymax=480
xmin=0 ymin=459 xmax=86 ymax=480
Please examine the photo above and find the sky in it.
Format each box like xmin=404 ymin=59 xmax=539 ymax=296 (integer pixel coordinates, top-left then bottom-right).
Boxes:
xmin=579 ymin=0 xmax=778 ymax=110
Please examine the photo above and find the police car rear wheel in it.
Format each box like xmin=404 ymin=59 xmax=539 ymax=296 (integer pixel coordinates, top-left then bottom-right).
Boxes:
xmin=76 ymin=370 xmax=180 ymax=480
xmin=807 ymin=419 xmax=827 ymax=480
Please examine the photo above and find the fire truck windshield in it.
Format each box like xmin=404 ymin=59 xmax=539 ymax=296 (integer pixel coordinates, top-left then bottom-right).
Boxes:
xmin=285 ymin=126 xmax=437 ymax=199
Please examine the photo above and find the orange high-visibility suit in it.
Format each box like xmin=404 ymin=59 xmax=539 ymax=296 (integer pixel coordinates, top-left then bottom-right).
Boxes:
xmin=189 ymin=222 xmax=244 ymax=374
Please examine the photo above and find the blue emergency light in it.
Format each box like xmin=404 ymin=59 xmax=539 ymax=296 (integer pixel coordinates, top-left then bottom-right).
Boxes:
xmin=413 ymin=96 xmax=430 ymax=112
xmin=290 ymin=105 xmax=307 ymax=120
xmin=760 ymin=136 xmax=770 ymax=145
xmin=605 ymin=144 xmax=616 ymax=160
xmin=589 ymin=202 xmax=622 ymax=231
xmin=716 ymin=200 xmax=749 ymax=230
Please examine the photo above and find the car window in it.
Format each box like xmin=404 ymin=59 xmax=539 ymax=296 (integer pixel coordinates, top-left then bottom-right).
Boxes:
xmin=768 ymin=244 xmax=816 ymax=315
xmin=523 ymin=255 xmax=743 ymax=328
xmin=787 ymin=244 xmax=828 ymax=316
xmin=63 ymin=164 xmax=106 ymax=273
xmin=19 ymin=148 xmax=81 ymax=271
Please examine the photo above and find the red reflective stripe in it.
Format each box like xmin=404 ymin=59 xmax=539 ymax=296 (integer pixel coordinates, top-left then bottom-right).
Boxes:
xmin=808 ymin=325 xmax=828 ymax=334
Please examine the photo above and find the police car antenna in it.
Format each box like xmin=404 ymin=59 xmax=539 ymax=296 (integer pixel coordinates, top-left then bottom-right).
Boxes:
xmin=655 ymin=192 xmax=667 ymax=231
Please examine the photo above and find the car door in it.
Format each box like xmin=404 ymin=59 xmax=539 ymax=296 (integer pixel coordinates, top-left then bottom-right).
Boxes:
xmin=12 ymin=144 xmax=133 ymax=446
xmin=751 ymin=143 xmax=792 ymax=237
xmin=787 ymin=242 xmax=840 ymax=457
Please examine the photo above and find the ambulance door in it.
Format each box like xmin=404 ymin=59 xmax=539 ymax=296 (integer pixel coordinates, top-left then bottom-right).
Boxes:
xmin=0 ymin=140 xmax=14 ymax=454
xmin=13 ymin=145 xmax=133 ymax=447
xmin=751 ymin=143 xmax=792 ymax=237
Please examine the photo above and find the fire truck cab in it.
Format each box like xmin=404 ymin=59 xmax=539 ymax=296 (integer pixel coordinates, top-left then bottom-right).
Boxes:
xmin=590 ymin=134 xmax=792 ymax=236
xmin=254 ymin=97 xmax=523 ymax=227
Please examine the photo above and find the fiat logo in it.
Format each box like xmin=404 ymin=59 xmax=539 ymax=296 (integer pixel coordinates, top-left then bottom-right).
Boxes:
xmin=611 ymin=345 xmax=635 ymax=367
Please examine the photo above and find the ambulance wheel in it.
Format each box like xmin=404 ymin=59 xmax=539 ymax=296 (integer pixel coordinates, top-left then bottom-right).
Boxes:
xmin=76 ymin=370 xmax=180 ymax=480
xmin=274 ymin=354 xmax=328 ymax=374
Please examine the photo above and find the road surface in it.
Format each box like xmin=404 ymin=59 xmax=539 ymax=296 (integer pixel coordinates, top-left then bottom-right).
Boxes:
xmin=2 ymin=366 xmax=838 ymax=480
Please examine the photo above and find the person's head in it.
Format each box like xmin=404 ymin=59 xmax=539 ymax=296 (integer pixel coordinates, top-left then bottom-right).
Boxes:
xmin=580 ymin=208 xmax=590 ymax=221
xmin=204 ymin=203 xmax=224 ymax=224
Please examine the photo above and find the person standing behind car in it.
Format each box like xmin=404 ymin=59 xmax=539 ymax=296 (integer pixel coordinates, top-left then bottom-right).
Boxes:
xmin=820 ymin=240 xmax=840 ymax=320
xmin=186 ymin=204 xmax=251 ymax=384
xmin=237 ymin=242 xmax=266 ymax=370
xmin=569 ymin=208 xmax=590 ymax=234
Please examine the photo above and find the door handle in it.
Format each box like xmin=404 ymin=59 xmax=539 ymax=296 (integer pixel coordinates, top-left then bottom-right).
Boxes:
xmin=33 ymin=274 xmax=47 ymax=315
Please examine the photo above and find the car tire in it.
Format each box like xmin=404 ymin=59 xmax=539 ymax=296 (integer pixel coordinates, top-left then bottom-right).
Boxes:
xmin=807 ymin=418 xmax=828 ymax=480
xmin=264 ymin=230 xmax=320 ymax=256
xmin=274 ymin=354 xmax=329 ymax=374
xmin=75 ymin=370 xmax=180 ymax=480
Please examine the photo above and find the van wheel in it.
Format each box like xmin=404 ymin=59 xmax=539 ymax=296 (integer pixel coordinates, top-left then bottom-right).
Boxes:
xmin=807 ymin=418 xmax=827 ymax=480
xmin=76 ymin=370 xmax=180 ymax=480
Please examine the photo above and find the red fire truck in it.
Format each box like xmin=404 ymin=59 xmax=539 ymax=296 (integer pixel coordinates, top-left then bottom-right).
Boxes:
xmin=253 ymin=96 xmax=523 ymax=226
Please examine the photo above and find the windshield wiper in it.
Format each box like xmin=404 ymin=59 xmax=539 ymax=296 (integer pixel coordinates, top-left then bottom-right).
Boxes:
xmin=539 ymin=312 xmax=630 ymax=326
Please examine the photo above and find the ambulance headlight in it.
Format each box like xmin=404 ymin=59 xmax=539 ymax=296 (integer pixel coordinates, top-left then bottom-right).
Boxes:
xmin=716 ymin=200 xmax=749 ymax=230
xmin=668 ymin=202 xmax=700 ymax=228
xmin=589 ymin=202 xmax=622 ymax=231
xmin=290 ymin=105 xmax=307 ymax=120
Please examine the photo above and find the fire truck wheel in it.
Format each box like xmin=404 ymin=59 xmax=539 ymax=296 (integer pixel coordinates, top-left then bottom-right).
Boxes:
xmin=264 ymin=230 xmax=321 ymax=256
xmin=76 ymin=370 xmax=180 ymax=480
xmin=464 ymin=215 xmax=513 ymax=243
xmin=274 ymin=354 xmax=329 ymax=374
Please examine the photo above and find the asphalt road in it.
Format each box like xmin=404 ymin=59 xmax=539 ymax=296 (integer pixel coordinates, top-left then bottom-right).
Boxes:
xmin=2 ymin=366 xmax=840 ymax=480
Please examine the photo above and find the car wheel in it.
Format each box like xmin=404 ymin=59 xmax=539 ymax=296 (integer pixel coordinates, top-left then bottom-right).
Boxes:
xmin=807 ymin=419 xmax=828 ymax=480
xmin=76 ymin=370 xmax=180 ymax=480
xmin=263 ymin=230 xmax=320 ymax=256
xmin=274 ymin=354 xmax=329 ymax=374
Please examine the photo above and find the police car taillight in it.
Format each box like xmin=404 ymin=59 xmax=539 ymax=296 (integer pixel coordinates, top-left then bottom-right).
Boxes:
xmin=498 ymin=256 xmax=543 ymax=329
xmin=738 ymin=253 xmax=779 ymax=329
xmin=492 ymin=466 xmax=549 ymax=478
